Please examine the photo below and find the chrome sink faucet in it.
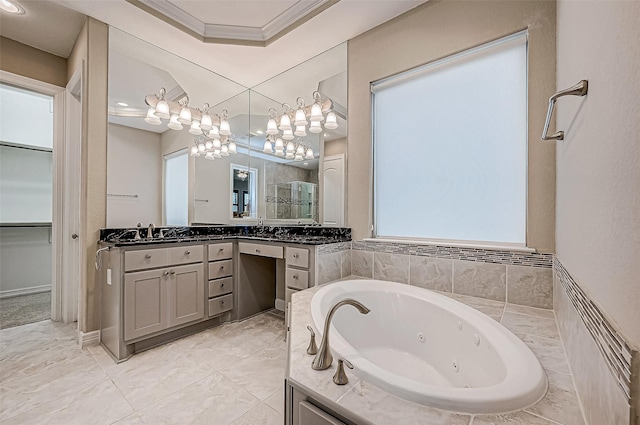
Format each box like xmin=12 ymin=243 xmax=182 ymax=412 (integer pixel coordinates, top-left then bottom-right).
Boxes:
xmin=147 ymin=223 xmax=155 ymax=239
xmin=311 ymin=298 xmax=370 ymax=370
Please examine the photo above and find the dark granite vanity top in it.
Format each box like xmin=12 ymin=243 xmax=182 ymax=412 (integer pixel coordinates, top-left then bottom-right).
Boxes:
xmin=99 ymin=225 xmax=351 ymax=247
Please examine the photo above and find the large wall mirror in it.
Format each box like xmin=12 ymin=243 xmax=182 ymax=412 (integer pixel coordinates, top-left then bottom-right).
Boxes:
xmin=107 ymin=27 xmax=346 ymax=227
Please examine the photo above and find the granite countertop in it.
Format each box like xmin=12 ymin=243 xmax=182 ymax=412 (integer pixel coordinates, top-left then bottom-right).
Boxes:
xmin=287 ymin=281 xmax=586 ymax=425
xmin=99 ymin=225 xmax=351 ymax=247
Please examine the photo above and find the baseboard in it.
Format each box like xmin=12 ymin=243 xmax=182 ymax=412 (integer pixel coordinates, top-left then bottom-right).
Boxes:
xmin=275 ymin=298 xmax=286 ymax=312
xmin=79 ymin=330 xmax=100 ymax=348
xmin=0 ymin=285 xmax=51 ymax=299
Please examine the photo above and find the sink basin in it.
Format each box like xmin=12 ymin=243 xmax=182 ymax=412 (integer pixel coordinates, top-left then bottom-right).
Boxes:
xmin=309 ymin=279 xmax=547 ymax=414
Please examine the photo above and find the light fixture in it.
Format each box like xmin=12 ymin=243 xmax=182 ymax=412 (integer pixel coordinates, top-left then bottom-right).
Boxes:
xmin=266 ymin=108 xmax=279 ymax=135
xmin=189 ymin=133 xmax=238 ymax=160
xmin=236 ymin=169 xmax=248 ymax=181
xmin=294 ymin=98 xmax=307 ymax=127
xmin=263 ymin=139 xmax=273 ymax=153
xmin=324 ymin=111 xmax=338 ymax=129
xmin=144 ymin=88 xmax=231 ymax=138
xmin=309 ymin=120 xmax=322 ymax=133
xmin=294 ymin=125 xmax=307 ymax=137
xmin=282 ymin=129 xmax=294 ymax=140
xmin=305 ymin=148 xmax=314 ymax=160
xmin=0 ymin=0 xmax=25 ymax=14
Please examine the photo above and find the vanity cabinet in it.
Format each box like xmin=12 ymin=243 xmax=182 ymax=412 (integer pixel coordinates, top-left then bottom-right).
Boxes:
xmin=207 ymin=242 xmax=234 ymax=317
xmin=123 ymin=247 xmax=204 ymax=341
xmin=284 ymin=246 xmax=314 ymax=323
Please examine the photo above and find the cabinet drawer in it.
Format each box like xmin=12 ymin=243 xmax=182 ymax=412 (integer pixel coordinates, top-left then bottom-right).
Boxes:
xmin=208 ymin=277 xmax=233 ymax=298
xmin=208 ymin=242 xmax=233 ymax=261
xmin=286 ymin=268 xmax=309 ymax=290
xmin=299 ymin=401 xmax=346 ymax=425
xmin=125 ymin=248 xmax=168 ymax=272
xmin=238 ymin=242 xmax=283 ymax=258
xmin=208 ymin=294 xmax=233 ymax=317
xmin=286 ymin=247 xmax=309 ymax=268
xmin=167 ymin=245 xmax=203 ymax=265
xmin=208 ymin=260 xmax=233 ymax=279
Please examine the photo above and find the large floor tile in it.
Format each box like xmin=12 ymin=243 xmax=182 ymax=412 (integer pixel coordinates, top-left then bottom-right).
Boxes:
xmin=220 ymin=343 xmax=287 ymax=401
xmin=136 ymin=372 xmax=259 ymax=425
xmin=525 ymin=369 xmax=585 ymax=425
xmin=0 ymin=379 xmax=132 ymax=425
xmin=264 ymin=388 xmax=285 ymax=415
xmin=230 ymin=403 xmax=282 ymax=425
xmin=515 ymin=332 xmax=571 ymax=374
xmin=449 ymin=293 xmax=505 ymax=321
xmin=0 ymin=320 xmax=76 ymax=361
xmin=500 ymin=311 xmax=560 ymax=340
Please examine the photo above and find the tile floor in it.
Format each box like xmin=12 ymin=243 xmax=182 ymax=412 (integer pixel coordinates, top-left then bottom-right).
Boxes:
xmin=0 ymin=311 xmax=286 ymax=425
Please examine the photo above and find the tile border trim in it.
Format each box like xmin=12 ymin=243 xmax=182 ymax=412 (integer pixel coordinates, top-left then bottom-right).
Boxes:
xmin=351 ymin=240 xmax=553 ymax=268
xmin=317 ymin=241 xmax=352 ymax=255
xmin=554 ymin=257 xmax=635 ymax=402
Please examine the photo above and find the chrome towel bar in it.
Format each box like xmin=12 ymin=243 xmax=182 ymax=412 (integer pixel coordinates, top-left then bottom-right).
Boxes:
xmin=541 ymin=80 xmax=588 ymax=141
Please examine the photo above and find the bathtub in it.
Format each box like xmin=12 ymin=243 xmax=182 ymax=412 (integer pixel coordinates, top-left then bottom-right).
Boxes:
xmin=309 ymin=279 xmax=548 ymax=414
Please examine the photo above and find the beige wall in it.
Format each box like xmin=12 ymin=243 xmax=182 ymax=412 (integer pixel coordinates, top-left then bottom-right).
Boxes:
xmin=347 ymin=0 xmax=556 ymax=251
xmin=0 ymin=36 xmax=67 ymax=87
xmin=556 ymin=1 xmax=640 ymax=348
xmin=324 ymin=137 xmax=346 ymax=157
xmin=67 ymin=17 xmax=109 ymax=333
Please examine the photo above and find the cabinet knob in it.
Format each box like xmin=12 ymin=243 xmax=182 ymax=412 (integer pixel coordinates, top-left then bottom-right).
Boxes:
xmin=170 ymin=271 xmax=175 ymax=276
xmin=145 ymin=254 xmax=152 ymax=259
xmin=293 ymin=274 xmax=299 ymax=280
xmin=255 ymin=248 xmax=260 ymax=253
xmin=219 ymin=248 xmax=224 ymax=252
xmin=293 ymin=253 xmax=299 ymax=258
xmin=220 ymin=283 xmax=225 ymax=287
xmin=220 ymin=266 xmax=224 ymax=270
xmin=185 ymin=250 xmax=191 ymax=255
xmin=220 ymin=300 xmax=225 ymax=305
xmin=163 ymin=271 xmax=169 ymax=277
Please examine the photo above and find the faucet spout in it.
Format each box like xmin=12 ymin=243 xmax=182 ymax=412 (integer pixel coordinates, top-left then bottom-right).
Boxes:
xmin=147 ymin=223 xmax=155 ymax=239
xmin=311 ymin=298 xmax=370 ymax=371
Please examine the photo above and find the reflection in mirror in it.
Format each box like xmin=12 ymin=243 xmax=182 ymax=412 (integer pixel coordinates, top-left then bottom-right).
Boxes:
xmin=230 ymin=164 xmax=257 ymax=219
xmin=248 ymin=43 xmax=347 ymax=225
xmin=106 ymin=27 xmax=247 ymax=227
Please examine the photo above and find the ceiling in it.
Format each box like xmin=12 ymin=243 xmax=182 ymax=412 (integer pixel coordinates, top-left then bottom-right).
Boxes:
xmin=1 ymin=0 xmax=426 ymax=87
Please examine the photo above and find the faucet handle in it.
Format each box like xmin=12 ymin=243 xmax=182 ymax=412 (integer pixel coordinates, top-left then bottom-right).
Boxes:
xmin=306 ymin=326 xmax=318 ymax=355
xmin=133 ymin=229 xmax=141 ymax=240
xmin=333 ymin=358 xmax=354 ymax=385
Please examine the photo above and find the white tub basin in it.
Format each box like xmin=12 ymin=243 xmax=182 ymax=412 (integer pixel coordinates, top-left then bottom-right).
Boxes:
xmin=309 ymin=279 xmax=547 ymax=414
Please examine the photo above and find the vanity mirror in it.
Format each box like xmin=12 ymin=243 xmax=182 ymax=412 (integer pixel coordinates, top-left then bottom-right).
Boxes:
xmin=106 ymin=27 xmax=248 ymax=227
xmin=248 ymin=43 xmax=347 ymax=225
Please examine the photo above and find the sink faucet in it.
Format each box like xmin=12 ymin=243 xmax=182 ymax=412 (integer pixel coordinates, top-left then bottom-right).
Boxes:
xmin=147 ymin=223 xmax=155 ymax=239
xmin=311 ymin=298 xmax=370 ymax=371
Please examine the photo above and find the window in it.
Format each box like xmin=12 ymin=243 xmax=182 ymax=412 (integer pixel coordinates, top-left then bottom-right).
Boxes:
xmin=164 ymin=150 xmax=188 ymax=226
xmin=372 ymin=32 xmax=527 ymax=246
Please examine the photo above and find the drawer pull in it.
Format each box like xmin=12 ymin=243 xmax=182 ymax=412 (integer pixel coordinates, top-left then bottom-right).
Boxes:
xmin=293 ymin=253 xmax=299 ymax=258
xmin=220 ymin=266 xmax=224 ymax=270
xmin=163 ymin=271 xmax=169 ymax=277
xmin=220 ymin=283 xmax=225 ymax=287
xmin=170 ymin=271 xmax=175 ymax=276
xmin=220 ymin=300 xmax=225 ymax=305
xmin=293 ymin=274 xmax=299 ymax=279
xmin=219 ymin=248 xmax=224 ymax=252
xmin=255 ymin=248 xmax=261 ymax=253
xmin=185 ymin=250 xmax=191 ymax=255
xmin=144 ymin=254 xmax=152 ymax=259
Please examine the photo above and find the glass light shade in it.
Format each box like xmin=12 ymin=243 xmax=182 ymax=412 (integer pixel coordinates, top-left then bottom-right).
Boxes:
xmin=275 ymin=138 xmax=284 ymax=149
xmin=275 ymin=149 xmax=284 ymax=157
xmin=310 ymin=103 xmax=324 ymax=122
xmin=209 ymin=126 xmax=220 ymax=138
xmin=219 ymin=119 xmax=231 ymax=136
xmin=205 ymin=151 xmax=215 ymax=160
xmin=221 ymin=145 xmax=229 ymax=156
xmin=308 ymin=121 xmax=322 ymax=133
xmin=294 ymin=108 xmax=307 ymax=127
xmin=197 ymin=142 xmax=206 ymax=152
xmin=282 ymin=129 xmax=294 ymax=140
xmin=294 ymin=154 xmax=303 ymax=161
xmin=305 ymin=148 xmax=314 ymax=160
xmin=228 ymin=142 xmax=237 ymax=154
xmin=144 ymin=107 xmax=162 ymax=125
xmin=296 ymin=145 xmax=305 ymax=155
xmin=214 ymin=148 xmax=221 ymax=155
xmin=294 ymin=125 xmax=307 ymax=137
xmin=178 ymin=106 xmax=192 ymax=125
xmin=286 ymin=142 xmax=295 ymax=153
xmin=213 ymin=138 xmax=222 ymax=149
xmin=263 ymin=140 xmax=273 ymax=153
xmin=266 ymin=119 xmax=279 ymax=135
xmin=190 ymin=145 xmax=198 ymax=156
xmin=200 ymin=113 xmax=213 ymax=131
xmin=155 ymin=99 xmax=170 ymax=119
xmin=278 ymin=114 xmax=292 ymax=131
xmin=324 ymin=111 xmax=338 ymax=129
xmin=285 ymin=152 xmax=294 ymax=159
xmin=205 ymin=140 xmax=213 ymax=150
xmin=188 ymin=119 xmax=202 ymax=135
xmin=168 ymin=114 xmax=183 ymax=130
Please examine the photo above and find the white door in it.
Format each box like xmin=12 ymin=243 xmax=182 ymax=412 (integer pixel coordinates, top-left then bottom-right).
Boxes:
xmin=322 ymin=154 xmax=345 ymax=226
xmin=60 ymin=70 xmax=83 ymax=323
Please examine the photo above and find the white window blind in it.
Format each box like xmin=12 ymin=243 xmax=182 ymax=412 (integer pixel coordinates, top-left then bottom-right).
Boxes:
xmin=372 ymin=33 xmax=528 ymax=245
xmin=164 ymin=150 xmax=188 ymax=226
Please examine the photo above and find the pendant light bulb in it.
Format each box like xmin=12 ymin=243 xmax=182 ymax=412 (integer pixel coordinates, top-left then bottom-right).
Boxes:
xmin=228 ymin=142 xmax=237 ymax=154
xmin=263 ymin=140 xmax=273 ymax=153
xmin=294 ymin=125 xmax=307 ymax=137
xmin=266 ymin=118 xmax=279 ymax=135
xmin=219 ymin=119 xmax=231 ymax=136
xmin=168 ymin=114 xmax=183 ymax=130
xmin=286 ymin=142 xmax=295 ymax=153
xmin=310 ymin=103 xmax=324 ymax=122
xmin=294 ymin=108 xmax=307 ymax=127
xmin=190 ymin=145 xmax=198 ymax=156
xmin=178 ymin=106 xmax=192 ymax=125
xmin=282 ymin=129 xmax=294 ymax=141
xmin=155 ymin=99 xmax=170 ymax=119
xmin=188 ymin=119 xmax=202 ymax=135
xmin=309 ymin=121 xmax=322 ymax=133
xmin=200 ymin=113 xmax=213 ymax=131
xmin=324 ymin=111 xmax=338 ymax=129
xmin=305 ymin=148 xmax=314 ymax=160
xmin=279 ymin=114 xmax=292 ymax=131
xmin=144 ymin=107 xmax=162 ymax=125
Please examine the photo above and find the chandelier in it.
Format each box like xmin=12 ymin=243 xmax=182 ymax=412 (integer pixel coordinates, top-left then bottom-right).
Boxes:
xmin=262 ymin=91 xmax=338 ymax=160
xmin=143 ymin=87 xmax=232 ymax=138
xmin=236 ymin=169 xmax=248 ymax=181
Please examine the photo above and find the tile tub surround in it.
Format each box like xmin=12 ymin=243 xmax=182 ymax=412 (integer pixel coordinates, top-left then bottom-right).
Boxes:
xmin=100 ymin=225 xmax=351 ymax=246
xmin=288 ymin=282 xmax=585 ymax=425
xmin=346 ymin=240 xmax=553 ymax=309
xmin=554 ymin=258 xmax=638 ymax=425
xmin=316 ymin=241 xmax=353 ymax=285
xmin=0 ymin=313 xmax=286 ymax=425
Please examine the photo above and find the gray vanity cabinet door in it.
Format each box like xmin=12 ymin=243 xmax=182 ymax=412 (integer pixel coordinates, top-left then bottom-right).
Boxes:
xmin=124 ymin=269 xmax=168 ymax=341
xmin=298 ymin=401 xmax=346 ymax=425
xmin=168 ymin=263 xmax=205 ymax=327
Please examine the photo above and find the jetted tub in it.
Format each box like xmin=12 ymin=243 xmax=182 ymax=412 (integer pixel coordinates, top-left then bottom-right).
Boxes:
xmin=309 ymin=279 xmax=548 ymax=414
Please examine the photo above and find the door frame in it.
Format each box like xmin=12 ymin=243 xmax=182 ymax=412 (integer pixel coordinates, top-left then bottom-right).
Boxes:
xmin=321 ymin=153 xmax=345 ymax=226
xmin=0 ymin=70 xmax=65 ymax=321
